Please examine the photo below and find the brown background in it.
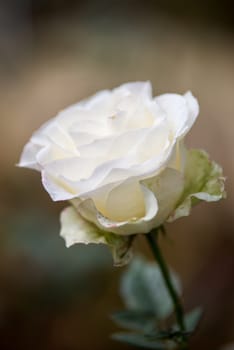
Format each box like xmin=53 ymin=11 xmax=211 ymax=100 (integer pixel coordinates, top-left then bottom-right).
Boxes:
xmin=0 ymin=1 xmax=233 ymax=349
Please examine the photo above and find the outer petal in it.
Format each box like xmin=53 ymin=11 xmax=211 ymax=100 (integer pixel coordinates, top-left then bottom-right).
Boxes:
xmin=167 ymin=140 xmax=187 ymax=172
xmin=168 ymin=149 xmax=226 ymax=222
xmin=143 ymin=167 xmax=184 ymax=227
xmin=184 ymin=91 xmax=199 ymax=129
xmin=41 ymin=170 xmax=78 ymax=201
xmin=41 ymin=122 xmax=174 ymax=201
xmin=61 ymin=206 xmax=106 ymax=246
xmin=60 ymin=206 xmax=133 ymax=266
xmin=92 ymin=180 xmax=146 ymax=222
xmin=155 ymin=91 xmax=199 ymax=138
xmin=18 ymin=141 xmax=42 ymax=170
xmin=113 ymin=81 xmax=152 ymax=100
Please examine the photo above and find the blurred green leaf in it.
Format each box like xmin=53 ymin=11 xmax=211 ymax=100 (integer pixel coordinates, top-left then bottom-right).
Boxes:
xmin=111 ymin=310 xmax=156 ymax=332
xmin=112 ymin=332 xmax=172 ymax=349
xmin=184 ymin=307 xmax=203 ymax=332
xmin=120 ymin=256 xmax=182 ymax=320
xmin=173 ymin=307 xmax=203 ymax=333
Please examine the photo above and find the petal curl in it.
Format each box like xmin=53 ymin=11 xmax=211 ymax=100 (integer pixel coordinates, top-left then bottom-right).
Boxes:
xmin=155 ymin=92 xmax=199 ymax=138
xmin=93 ymin=180 xmax=146 ymax=222
xmin=72 ymin=184 xmax=158 ymax=235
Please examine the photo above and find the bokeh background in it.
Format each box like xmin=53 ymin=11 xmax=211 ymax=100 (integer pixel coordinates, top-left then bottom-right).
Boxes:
xmin=0 ymin=1 xmax=233 ymax=349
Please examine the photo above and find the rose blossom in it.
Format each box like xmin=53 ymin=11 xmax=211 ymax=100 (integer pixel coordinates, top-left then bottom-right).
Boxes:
xmin=19 ymin=82 xmax=225 ymax=265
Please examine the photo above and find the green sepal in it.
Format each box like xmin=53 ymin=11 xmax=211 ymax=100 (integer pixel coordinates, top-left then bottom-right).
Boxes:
xmin=169 ymin=149 xmax=226 ymax=222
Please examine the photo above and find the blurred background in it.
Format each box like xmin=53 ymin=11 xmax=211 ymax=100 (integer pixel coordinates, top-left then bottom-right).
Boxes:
xmin=0 ymin=1 xmax=233 ymax=349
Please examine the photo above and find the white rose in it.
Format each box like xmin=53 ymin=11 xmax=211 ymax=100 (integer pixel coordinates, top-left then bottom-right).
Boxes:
xmin=19 ymin=82 xmax=225 ymax=265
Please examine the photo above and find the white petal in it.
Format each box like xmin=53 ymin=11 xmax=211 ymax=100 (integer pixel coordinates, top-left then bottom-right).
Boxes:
xmin=42 ymin=170 xmax=77 ymax=201
xmin=73 ymin=184 xmax=158 ymax=235
xmin=46 ymin=136 xmax=176 ymax=200
xmin=133 ymin=121 xmax=170 ymax=163
xmin=167 ymin=141 xmax=187 ymax=172
xmin=43 ymin=122 xmax=78 ymax=154
xmin=113 ymin=81 xmax=152 ymax=99
xmin=93 ymin=180 xmax=146 ymax=222
xmin=143 ymin=167 xmax=184 ymax=227
xmin=57 ymin=90 xmax=111 ymax=119
xmin=155 ymin=92 xmax=199 ymax=138
xmin=19 ymin=118 xmax=78 ymax=170
xmin=41 ymin=119 xmax=173 ymax=200
xmin=184 ymin=91 xmax=199 ymax=128
xmin=18 ymin=141 xmax=42 ymax=170
xmin=36 ymin=142 xmax=76 ymax=166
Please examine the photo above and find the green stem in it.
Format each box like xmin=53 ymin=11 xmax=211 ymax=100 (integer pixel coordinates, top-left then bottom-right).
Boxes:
xmin=146 ymin=229 xmax=188 ymax=349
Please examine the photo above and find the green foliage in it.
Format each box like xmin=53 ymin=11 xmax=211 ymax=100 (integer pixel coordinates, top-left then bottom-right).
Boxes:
xmin=112 ymin=332 xmax=174 ymax=349
xmin=112 ymin=256 xmax=202 ymax=349
xmin=120 ymin=256 xmax=181 ymax=320
xmin=175 ymin=307 xmax=203 ymax=333
xmin=111 ymin=310 xmax=156 ymax=332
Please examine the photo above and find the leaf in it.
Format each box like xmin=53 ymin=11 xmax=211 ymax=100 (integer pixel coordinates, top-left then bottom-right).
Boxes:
xmin=173 ymin=307 xmax=203 ymax=333
xmin=112 ymin=332 xmax=173 ymax=349
xmin=111 ymin=310 xmax=156 ymax=332
xmin=168 ymin=149 xmax=226 ymax=222
xmin=184 ymin=307 xmax=203 ymax=332
xmin=120 ymin=256 xmax=182 ymax=320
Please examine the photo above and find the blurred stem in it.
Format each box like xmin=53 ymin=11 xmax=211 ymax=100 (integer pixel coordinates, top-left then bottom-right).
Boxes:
xmin=146 ymin=228 xmax=188 ymax=349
